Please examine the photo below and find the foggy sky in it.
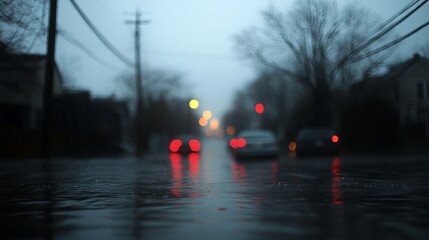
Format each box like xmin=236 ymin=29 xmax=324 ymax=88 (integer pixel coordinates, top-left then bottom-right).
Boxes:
xmin=54 ymin=0 xmax=429 ymax=119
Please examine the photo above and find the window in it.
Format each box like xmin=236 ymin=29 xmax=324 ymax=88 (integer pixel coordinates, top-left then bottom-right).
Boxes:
xmin=417 ymin=81 xmax=429 ymax=100
xmin=418 ymin=82 xmax=423 ymax=99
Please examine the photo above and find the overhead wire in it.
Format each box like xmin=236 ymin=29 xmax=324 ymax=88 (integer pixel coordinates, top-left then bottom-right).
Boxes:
xmin=338 ymin=0 xmax=428 ymax=65
xmin=141 ymin=49 xmax=239 ymax=61
xmin=360 ymin=0 xmax=428 ymax=51
xmin=58 ymin=28 xmax=122 ymax=70
xmin=373 ymin=0 xmax=420 ymax=34
xmin=69 ymin=0 xmax=133 ymax=67
xmin=362 ymin=20 xmax=429 ymax=59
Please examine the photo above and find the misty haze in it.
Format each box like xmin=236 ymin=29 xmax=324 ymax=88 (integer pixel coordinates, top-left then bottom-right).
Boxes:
xmin=1 ymin=0 xmax=429 ymax=239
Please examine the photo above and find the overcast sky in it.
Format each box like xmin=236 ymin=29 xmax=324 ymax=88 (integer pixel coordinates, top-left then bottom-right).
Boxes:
xmin=54 ymin=0 xmax=429 ymax=118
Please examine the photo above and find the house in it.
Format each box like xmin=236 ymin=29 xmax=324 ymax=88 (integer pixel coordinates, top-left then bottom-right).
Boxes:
xmin=50 ymin=90 xmax=131 ymax=156
xmin=351 ymin=54 xmax=429 ymax=139
xmin=0 ymin=53 xmax=64 ymax=157
xmin=381 ymin=54 xmax=429 ymax=138
xmin=0 ymin=54 xmax=63 ymax=128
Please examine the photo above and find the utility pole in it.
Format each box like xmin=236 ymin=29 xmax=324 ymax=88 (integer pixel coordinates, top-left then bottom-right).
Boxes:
xmin=126 ymin=9 xmax=150 ymax=156
xmin=41 ymin=0 xmax=58 ymax=159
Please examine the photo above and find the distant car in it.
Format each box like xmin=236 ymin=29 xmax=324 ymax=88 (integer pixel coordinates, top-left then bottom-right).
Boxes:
xmin=295 ymin=128 xmax=340 ymax=155
xmin=169 ymin=135 xmax=201 ymax=154
xmin=229 ymin=129 xmax=279 ymax=158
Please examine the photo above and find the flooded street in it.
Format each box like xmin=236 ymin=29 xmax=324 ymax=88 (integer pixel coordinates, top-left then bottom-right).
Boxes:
xmin=1 ymin=138 xmax=429 ymax=240
xmin=2 ymin=0 xmax=429 ymax=239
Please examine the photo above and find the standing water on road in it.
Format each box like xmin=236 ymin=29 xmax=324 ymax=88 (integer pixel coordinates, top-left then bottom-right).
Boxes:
xmin=1 ymin=138 xmax=429 ymax=240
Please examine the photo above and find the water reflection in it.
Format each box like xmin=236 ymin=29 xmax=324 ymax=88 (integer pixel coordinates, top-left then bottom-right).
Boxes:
xmin=188 ymin=153 xmax=200 ymax=198
xmin=169 ymin=153 xmax=183 ymax=197
xmin=169 ymin=153 xmax=201 ymax=198
xmin=41 ymin=161 xmax=55 ymax=240
xmin=271 ymin=161 xmax=278 ymax=182
xmin=231 ymin=162 xmax=247 ymax=183
xmin=188 ymin=153 xmax=200 ymax=183
xmin=288 ymin=150 xmax=297 ymax=159
xmin=231 ymin=158 xmax=279 ymax=183
xmin=331 ymin=157 xmax=344 ymax=205
xmin=2 ymin=139 xmax=429 ymax=240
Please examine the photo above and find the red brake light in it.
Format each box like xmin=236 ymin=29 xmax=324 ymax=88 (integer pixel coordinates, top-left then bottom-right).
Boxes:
xmin=230 ymin=138 xmax=246 ymax=149
xmin=169 ymin=139 xmax=183 ymax=152
xmin=332 ymin=135 xmax=339 ymax=143
xmin=237 ymin=138 xmax=246 ymax=148
xmin=189 ymin=139 xmax=201 ymax=152
xmin=230 ymin=138 xmax=238 ymax=149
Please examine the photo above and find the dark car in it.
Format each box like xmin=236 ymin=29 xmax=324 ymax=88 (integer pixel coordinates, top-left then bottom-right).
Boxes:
xmin=169 ymin=135 xmax=201 ymax=154
xmin=229 ymin=129 xmax=279 ymax=158
xmin=294 ymin=128 xmax=340 ymax=156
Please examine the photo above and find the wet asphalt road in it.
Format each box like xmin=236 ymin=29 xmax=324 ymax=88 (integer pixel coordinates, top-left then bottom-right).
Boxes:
xmin=1 ymin=138 xmax=429 ymax=240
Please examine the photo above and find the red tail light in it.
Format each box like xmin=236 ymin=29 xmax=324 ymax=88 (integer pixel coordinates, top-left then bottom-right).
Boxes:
xmin=237 ymin=138 xmax=246 ymax=148
xmin=230 ymin=138 xmax=238 ymax=149
xmin=169 ymin=139 xmax=183 ymax=152
xmin=189 ymin=139 xmax=201 ymax=152
xmin=332 ymin=135 xmax=339 ymax=143
xmin=230 ymin=138 xmax=246 ymax=149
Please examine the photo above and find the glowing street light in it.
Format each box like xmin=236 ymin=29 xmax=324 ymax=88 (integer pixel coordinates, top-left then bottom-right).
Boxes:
xmin=189 ymin=99 xmax=199 ymax=109
xmin=202 ymin=110 xmax=212 ymax=120
xmin=209 ymin=118 xmax=219 ymax=130
xmin=199 ymin=117 xmax=208 ymax=127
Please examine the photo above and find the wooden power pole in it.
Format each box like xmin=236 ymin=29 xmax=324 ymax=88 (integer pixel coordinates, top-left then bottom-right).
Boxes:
xmin=41 ymin=0 xmax=58 ymax=159
xmin=126 ymin=9 xmax=150 ymax=156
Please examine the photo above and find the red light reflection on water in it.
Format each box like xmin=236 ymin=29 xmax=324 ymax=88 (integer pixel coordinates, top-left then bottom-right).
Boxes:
xmin=331 ymin=157 xmax=344 ymax=204
xmin=231 ymin=163 xmax=247 ymax=183
xmin=271 ymin=161 xmax=278 ymax=182
xmin=188 ymin=153 xmax=200 ymax=198
xmin=169 ymin=153 xmax=183 ymax=197
xmin=188 ymin=153 xmax=200 ymax=176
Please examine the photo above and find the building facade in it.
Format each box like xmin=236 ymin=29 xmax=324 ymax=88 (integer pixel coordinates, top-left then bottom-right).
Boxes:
xmin=0 ymin=54 xmax=63 ymax=128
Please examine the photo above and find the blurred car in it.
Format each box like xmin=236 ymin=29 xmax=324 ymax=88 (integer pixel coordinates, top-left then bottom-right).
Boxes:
xmin=169 ymin=135 xmax=201 ymax=154
xmin=229 ymin=129 xmax=279 ymax=158
xmin=295 ymin=128 xmax=340 ymax=155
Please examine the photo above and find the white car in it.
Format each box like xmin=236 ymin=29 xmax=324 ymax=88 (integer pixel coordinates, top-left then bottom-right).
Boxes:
xmin=229 ymin=129 xmax=279 ymax=158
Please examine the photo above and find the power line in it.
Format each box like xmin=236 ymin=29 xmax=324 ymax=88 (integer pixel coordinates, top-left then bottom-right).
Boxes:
xmin=362 ymin=0 xmax=428 ymax=50
xmin=58 ymin=29 xmax=121 ymax=70
xmin=69 ymin=0 xmax=133 ymax=67
xmin=374 ymin=0 xmax=420 ymax=34
xmin=338 ymin=0 xmax=428 ymax=66
xmin=362 ymin=20 xmax=429 ymax=58
xmin=141 ymin=49 xmax=239 ymax=61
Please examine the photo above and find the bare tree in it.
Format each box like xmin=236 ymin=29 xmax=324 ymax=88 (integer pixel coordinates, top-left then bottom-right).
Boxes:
xmin=222 ymin=90 xmax=254 ymax=134
xmin=0 ymin=0 xmax=47 ymax=53
xmin=119 ymin=68 xmax=182 ymax=101
xmin=118 ymin=67 xmax=199 ymax=150
xmin=222 ymin=70 xmax=290 ymax=138
xmin=419 ymin=43 xmax=429 ymax=57
xmin=235 ymin=0 xmax=392 ymax=125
